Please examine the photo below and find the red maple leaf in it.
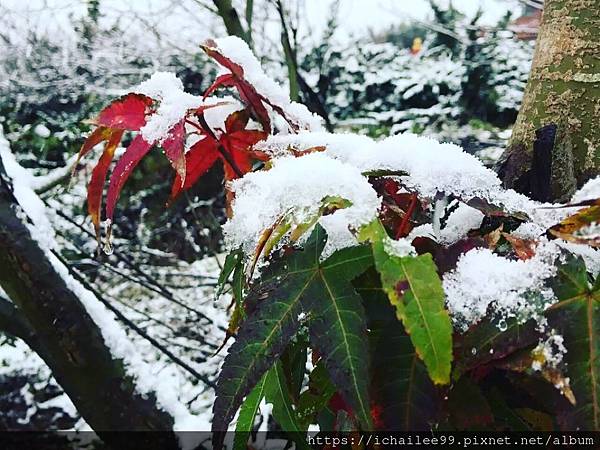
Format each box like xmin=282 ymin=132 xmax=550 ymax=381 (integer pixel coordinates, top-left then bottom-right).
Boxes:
xmin=96 ymin=93 xmax=153 ymax=131
xmin=201 ymin=40 xmax=301 ymax=133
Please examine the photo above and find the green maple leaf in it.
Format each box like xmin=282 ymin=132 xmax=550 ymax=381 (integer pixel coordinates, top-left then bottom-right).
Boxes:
xmin=360 ymin=219 xmax=453 ymax=384
xmin=211 ymin=225 xmax=373 ymax=448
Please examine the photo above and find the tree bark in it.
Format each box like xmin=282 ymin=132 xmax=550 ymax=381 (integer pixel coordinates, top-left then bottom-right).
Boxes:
xmin=498 ymin=0 xmax=600 ymax=202
xmin=0 ymin=160 xmax=178 ymax=449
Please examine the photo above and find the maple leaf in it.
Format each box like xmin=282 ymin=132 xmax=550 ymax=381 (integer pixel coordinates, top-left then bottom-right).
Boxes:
xmin=201 ymin=40 xmax=302 ymax=133
xmin=105 ymin=134 xmax=154 ymax=224
xmin=86 ymin=129 xmax=124 ymax=238
xmin=162 ymin=119 xmax=187 ymax=186
xmin=74 ymin=126 xmax=114 ymax=174
xmin=96 ymin=93 xmax=153 ymax=131
xmin=169 ymin=112 xmax=267 ymax=200
xmin=549 ymin=199 xmax=600 ymax=247
xmin=211 ymin=226 xmax=373 ymax=449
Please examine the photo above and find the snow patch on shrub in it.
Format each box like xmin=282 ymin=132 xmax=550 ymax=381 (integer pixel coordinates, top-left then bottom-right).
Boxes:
xmin=134 ymin=72 xmax=205 ymax=144
xmin=223 ymin=152 xmax=381 ymax=257
xmin=443 ymin=247 xmax=557 ymax=331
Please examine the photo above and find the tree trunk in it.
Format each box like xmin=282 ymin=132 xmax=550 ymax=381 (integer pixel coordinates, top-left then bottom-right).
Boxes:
xmin=0 ymin=160 xmax=178 ymax=449
xmin=497 ymin=0 xmax=600 ymax=202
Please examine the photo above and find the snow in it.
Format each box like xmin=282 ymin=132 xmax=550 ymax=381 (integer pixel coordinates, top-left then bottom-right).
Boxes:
xmin=556 ymin=241 xmax=600 ymax=277
xmin=383 ymin=236 xmax=416 ymax=257
xmin=134 ymin=72 xmax=205 ymax=145
xmin=33 ymin=123 xmax=51 ymax=138
xmin=1 ymin=131 xmax=211 ymax=445
xmin=405 ymin=204 xmax=484 ymax=245
xmin=512 ymin=222 xmax=546 ymax=240
xmin=209 ymin=37 xmax=323 ymax=132
xmin=571 ymin=175 xmax=600 ymax=203
xmin=0 ymin=338 xmax=80 ymax=427
xmin=223 ymin=152 xmax=381 ymax=258
xmin=0 ymin=135 xmax=56 ymax=249
xmin=258 ymin=132 xmax=501 ymax=199
xmin=532 ymin=332 xmax=567 ymax=371
xmin=256 ymin=131 xmax=578 ymax=230
xmin=443 ymin=247 xmax=557 ymax=331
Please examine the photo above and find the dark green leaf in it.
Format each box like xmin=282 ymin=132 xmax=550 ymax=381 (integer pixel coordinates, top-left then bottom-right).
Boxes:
xmin=487 ymin=387 xmax=532 ymax=431
xmin=301 ymin=238 xmax=374 ymax=429
xmin=280 ymin=334 xmax=308 ymax=403
xmin=454 ymin=317 xmax=539 ymax=379
xmin=546 ymin=256 xmax=600 ymax=430
xmin=233 ymin=374 xmax=267 ymax=450
xmin=297 ymin=363 xmax=337 ymax=430
xmin=264 ymin=361 xmax=308 ymax=449
xmin=216 ymin=249 xmax=242 ymax=299
xmin=212 ymin=226 xmax=373 ymax=443
xmin=447 ymin=377 xmax=494 ymax=430
xmin=358 ymin=269 xmax=438 ymax=430
xmin=211 ymin=234 xmax=321 ymax=443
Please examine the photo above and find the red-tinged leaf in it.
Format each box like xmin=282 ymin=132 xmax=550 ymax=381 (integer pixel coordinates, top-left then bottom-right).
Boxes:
xmin=203 ymin=73 xmax=236 ymax=99
xmin=86 ymin=129 xmax=124 ymax=238
xmin=105 ymin=135 xmax=153 ymax=222
xmin=162 ymin=120 xmax=186 ymax=186
xmin=201 ymin=40 xmax=244 ymax=77
xmin=226 ymin=130 xmax=267 ymax=151
xmin=97 ymin=93 xmax=153 ymax=131
xmin=503 ymin=233 xmax=537 ymax=260
xmin=237 ymin=84 xmax=271 ymax=133
xmin=76 ymin=126 xmax=114 ymax=169
xmin=223 ymin=147 xmax=253 ymax=181
xmin=170 ymin=137 xmax=220 ymax=199
xmin=225 ymin=109 xmax=251 ymax=133
xmin=201 ymin=41 xmax=272 ymax=132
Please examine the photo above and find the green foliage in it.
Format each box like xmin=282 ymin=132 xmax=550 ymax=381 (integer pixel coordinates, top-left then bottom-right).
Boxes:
xmin=359 ymin=268 xmax=438 ymax=430
xmin=546 ymin=257 xmax=600 ymax=429
xmin=233 ymin=374 xmax=266 ymax=450
xmin=360 ymin=220 xmax=453 ymax=384
xmin=214 ymin=215 xmax=600 ymax=441
xmin=212 ymin=225 xmax=374 ymax=446
xmin=264 ymin=362 xmax=308 ymax=448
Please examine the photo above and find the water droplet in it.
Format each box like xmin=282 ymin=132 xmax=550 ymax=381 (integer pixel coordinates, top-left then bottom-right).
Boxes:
xmin=103 ymin=240 xmax=114 ymax=255
xmin=498 ymin=318 xmax=508 ymax=332
xmin=471 ymin=347 xmax=477 ymax=355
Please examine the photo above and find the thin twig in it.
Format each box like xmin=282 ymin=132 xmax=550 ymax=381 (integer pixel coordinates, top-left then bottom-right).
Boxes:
xmin=53 ymin=250 xmax=217 ymax=389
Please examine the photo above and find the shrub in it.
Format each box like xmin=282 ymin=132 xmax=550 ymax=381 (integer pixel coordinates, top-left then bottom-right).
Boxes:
xmin=77 ymin=36 xmax=600 ymax=445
